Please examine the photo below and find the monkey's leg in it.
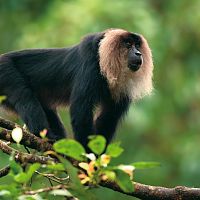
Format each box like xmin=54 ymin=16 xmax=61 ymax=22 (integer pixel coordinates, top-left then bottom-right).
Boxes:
xmin=0 ymin=57 xmax=54 ymax=139
xmin=9 ymin=89 xmax=52 ymax=137
xmin=95 ymin=99 xmax=130 ymax=144
xmin=70 ymin=102 xmax=94 ymax=147
xmin=43 ymin=108 xmax=67 ymax=140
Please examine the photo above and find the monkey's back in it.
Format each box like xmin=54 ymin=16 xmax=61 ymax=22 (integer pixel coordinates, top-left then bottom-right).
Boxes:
xmin=0 ymin=47 xmax=79 ymax=108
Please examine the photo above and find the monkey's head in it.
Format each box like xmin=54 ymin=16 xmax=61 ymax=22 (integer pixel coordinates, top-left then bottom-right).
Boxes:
xmin=124 ymin=33 xmax=143 ymax=72
xmin=99 ymin=29 xmax=154 ymax=101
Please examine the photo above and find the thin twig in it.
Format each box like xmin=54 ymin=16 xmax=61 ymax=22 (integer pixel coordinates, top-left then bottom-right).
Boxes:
xmin=35 ymin=171 xmax=64 ymax=185
xmin=24 ymin=184 xmax=66 ymax=195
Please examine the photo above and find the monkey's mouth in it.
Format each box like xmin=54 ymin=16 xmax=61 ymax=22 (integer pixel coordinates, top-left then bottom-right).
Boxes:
xmin=128 ymin=60 xmax=142 ymax=72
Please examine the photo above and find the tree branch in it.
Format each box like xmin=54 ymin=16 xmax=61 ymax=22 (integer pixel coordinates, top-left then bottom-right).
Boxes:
xmin=0 ymin=117 xmax=52 ymax=152
xmin=100 ymin=180 xmax=200 ymax=200
xmin=0 ymin=165 xmax=10 ymax=178
xmin=0 ymin=117 xmax=17 ymax=130
xmin=24 ymin=184 xmax=67 ymax=195
xmin=0 ymin=139 xmax=55 ymax=164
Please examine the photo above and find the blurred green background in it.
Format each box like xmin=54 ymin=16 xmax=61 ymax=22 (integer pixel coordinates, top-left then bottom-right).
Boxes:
xmin=0 ymin=0 xmax=200 ymax=199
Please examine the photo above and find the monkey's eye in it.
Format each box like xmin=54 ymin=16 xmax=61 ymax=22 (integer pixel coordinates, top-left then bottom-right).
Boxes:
xmin=135 ymin=43 xmax=140 ymax=49
xmin=125 ymin=42 xmax=132 ymax=49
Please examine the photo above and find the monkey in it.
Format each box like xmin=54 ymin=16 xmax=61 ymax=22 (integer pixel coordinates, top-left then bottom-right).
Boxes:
xmin=0 ymin=28 xmax=153 ymax=147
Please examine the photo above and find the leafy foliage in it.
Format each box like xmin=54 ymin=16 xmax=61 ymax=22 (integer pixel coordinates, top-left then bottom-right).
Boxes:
xmin=0 ymin=135 xmax=159 ymax=199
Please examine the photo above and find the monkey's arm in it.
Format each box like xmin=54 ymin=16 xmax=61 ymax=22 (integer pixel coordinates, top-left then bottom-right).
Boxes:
xmin=94 ymin=98 xmax=130 ymax=144
xmin=69 ymin=65 xmax=98 ymax=147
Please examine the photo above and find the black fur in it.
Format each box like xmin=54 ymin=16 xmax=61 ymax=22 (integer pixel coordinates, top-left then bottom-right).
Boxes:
xmin=0 ymin=32 xmax=131 ymax=146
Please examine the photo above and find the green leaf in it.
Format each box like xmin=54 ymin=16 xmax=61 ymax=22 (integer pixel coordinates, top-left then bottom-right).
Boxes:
xmin=14 ymin=173 xmax=28 ymax=183
xmin=58 ymin=157 xmax=81 ymax=187
xmin=15 ymin=163 xmax=41 ymax=183
xmin=131 ymin=162 xmax=161 ymax=169
xmin=53 ymin=139 xmax=85 ymax=161
xmin=58 ymin=157 xmax=98 ymax=200
xmin=26 ymin=163 xmax=41 ymax=179
xmin=46 ymin=163 xmax=65 ymax=171
xmin=0 ymin=184 xmax=19 ymax=197
xmin=114 ymin=169 xmax=134 ymax=193
xmin=18 ymin=194 xmax=44 ymax=200
xmin=106 ymin=142 xmax=124 ymax=157
xmin=88 ymin=135 xmax=106 ymax=155
xmin=9 ymin=156 xmax=23 ymax=175
xmin=101 ymin=170 xmax=116 ymax=180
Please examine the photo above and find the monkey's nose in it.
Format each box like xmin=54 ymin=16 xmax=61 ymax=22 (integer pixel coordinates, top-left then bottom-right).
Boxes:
xmin=135 ymin=50 xmax=142 ymax=57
